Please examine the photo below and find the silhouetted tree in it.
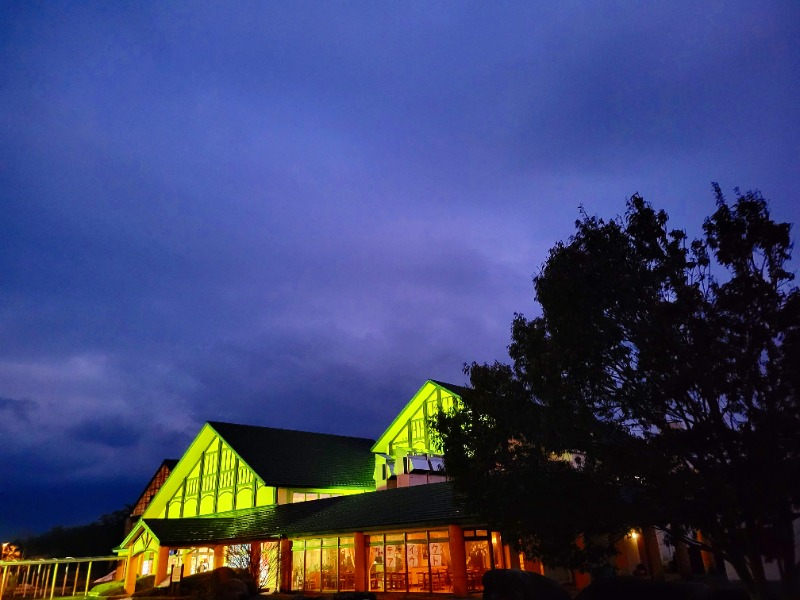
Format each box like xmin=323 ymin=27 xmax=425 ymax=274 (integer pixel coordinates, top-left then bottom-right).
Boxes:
xmin=15 ymin=507 xmax=130 ymax=558
xmin=434 ymin=185 xmax=799 ymax=600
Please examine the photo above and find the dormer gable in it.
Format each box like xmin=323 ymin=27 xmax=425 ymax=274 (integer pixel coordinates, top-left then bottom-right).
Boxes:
xmin=142 ymin=423 xmax=275 ymax=519
xmin=371 ymin=380 xmax=466 ymax=488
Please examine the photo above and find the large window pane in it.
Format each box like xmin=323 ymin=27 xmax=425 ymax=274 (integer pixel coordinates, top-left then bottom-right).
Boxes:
xmin=492 ymin=532 xmax=504 ymax=569
xmin=407 ymin=539 xmax=428 ymax=592
xmin=465 ymin=540 xmax=490 ymax=592
xmin=368 ymin=542 xmax=385 ymax=592
xmin=385 ymin=537 xmax=407 ymax=592
xmin=291 ymin=547 xmax=304 ymax=591
xmin=304 ymin=543 xmax=321 ymax=592
xmin=339 ymin=546 xmax=356 ymax=591
xmin=430 ymin=539 xmax=452 ymax=593
xmin=321 ymin=544 xmax=337 ymax=591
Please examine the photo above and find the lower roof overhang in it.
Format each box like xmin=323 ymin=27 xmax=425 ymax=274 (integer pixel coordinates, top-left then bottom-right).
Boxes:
xmin=119 ymin=481 xmax=478 ymax=551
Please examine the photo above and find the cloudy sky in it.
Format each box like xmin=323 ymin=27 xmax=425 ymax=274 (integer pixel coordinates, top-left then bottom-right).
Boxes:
xmin=1 ymin=1 xmax=798 ymax=540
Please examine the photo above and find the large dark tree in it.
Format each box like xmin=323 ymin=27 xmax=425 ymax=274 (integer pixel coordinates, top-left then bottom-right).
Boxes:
xmin=434 ymin=186 xmax=800 ymax=600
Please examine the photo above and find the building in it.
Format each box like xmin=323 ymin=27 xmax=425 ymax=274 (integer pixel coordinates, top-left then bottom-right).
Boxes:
xmin=116 ymin=380 xmax=640 ymax=595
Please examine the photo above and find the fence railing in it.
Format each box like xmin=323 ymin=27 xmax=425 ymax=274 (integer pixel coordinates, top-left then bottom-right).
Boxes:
xmin=0 ymin=557 xmax=122 ymax=600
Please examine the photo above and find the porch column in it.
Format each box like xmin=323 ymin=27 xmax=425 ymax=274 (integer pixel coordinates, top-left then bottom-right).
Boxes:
xmin=124 ymin=553 xmax=140 ymax=596
xmin=638 ymin=526 xmax=664 ymax=580
xmin=523 ymin=558 xmax=544 ymax=575
xmin=612 ymin=537 xmax=631 ymax=575
xmin=696 ymin=530 xmax=716 ymax=574
xmin=506 ymin=545 xmax=521 ymax=570
xmin=354 ymin=532 xmax=366 ymax=592
xmin=673 ymin=538 xmax=692 ymax=578
xmin=114 ymin=560 xmax=125 ymax=581
xmin=572 ymin=536 xmax=591 ymax=591
xmin=448 ymin=525 xmax=467 ymax=596
xmin=279 ymin=539 xmax=293 ymax=593
xmin=154 ymin=546 xmax=170 ymax=586
xmin=213 ymin=545 xmax=226 ymax=569
xmin=249 ymin=543 xmax=261 ymax=584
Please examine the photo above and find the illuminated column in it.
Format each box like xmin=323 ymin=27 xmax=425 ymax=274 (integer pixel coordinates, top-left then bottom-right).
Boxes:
xmin=673 ymin=538 xmax=692 ymax=578
xmin=249 ymin=543 xmax=261 ymax=584
xmin=279 ymin=539 xmax=293 ymax=593
xmin=213 ymin=545 xmax=225 ymax=569
xmin=523 ymin=558 xmax=544 ymax=575
xmin=1 ymin=565 xmax=8 ymax=600
xmin=353 ymin=533 xmax=366 ymax=592
xmin=612 ymin=537 xmax=631 ymax=575
xmin=154 ymin=546 xmax=170 ymax=586
xmin=114 ymin=560 xmax=125 ymax=581
xmin=572 ymin=537 xmax=591 ymax=591
xmin=180 ymin=549 xmax=191 ymax=576
xmin=696 ymin=530 xmax=716 ymax=574
xmin=638 ymin=527 xmax=664 ymax=580
xmin=506 ymin=545 xmax=521 ymax=570
xmin=124 ymin=554 xmax=140 ymax=596
xmin=448 ymin=525 xmax=467 ymax=596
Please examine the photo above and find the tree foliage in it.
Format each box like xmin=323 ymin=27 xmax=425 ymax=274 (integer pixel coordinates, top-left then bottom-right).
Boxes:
xmin=434 ymin=186 xmax=799 ymax=600
xmin=13 ymin=507 xmax=130 ymax=558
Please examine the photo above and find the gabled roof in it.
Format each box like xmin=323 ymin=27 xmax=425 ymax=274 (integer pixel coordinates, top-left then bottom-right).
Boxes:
xmin=137 ymin=482 xmax=474 ymax=546
xmin=208 ymin=422 xmax=376 ymax=489
xmin=428 ymin=380 xmax=475 ymax=402
xmin=371 ymin=380 xmax=468 ymax=454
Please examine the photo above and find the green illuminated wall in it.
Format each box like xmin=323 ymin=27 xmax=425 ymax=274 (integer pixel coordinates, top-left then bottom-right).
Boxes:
xmin=371 ymin=380 xmax=460 ymax=485
xmin=143 ymin=424 xmax=275 ymax=519
xmin=165 ymin=437 xmax=274 ymax=517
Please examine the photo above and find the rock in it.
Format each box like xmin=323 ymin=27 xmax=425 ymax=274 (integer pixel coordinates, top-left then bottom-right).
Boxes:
xmin=575 ymin=577 xmax=714 ymax=600
xmin=482 ymin=569 xmax=572 ymax=600
xmin=179 ymin=567 xmax=257 ymax=600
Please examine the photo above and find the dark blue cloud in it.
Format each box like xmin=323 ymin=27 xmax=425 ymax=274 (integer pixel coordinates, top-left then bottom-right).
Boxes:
xmin=0 ymin=397 xmax=36 ymax=422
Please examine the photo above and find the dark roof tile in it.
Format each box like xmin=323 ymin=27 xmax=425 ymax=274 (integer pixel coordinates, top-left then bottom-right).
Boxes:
xmin=144 ymin=482 xmax=475 ymax=545
xmin=208 ymin=422 xmax=376 ymax=489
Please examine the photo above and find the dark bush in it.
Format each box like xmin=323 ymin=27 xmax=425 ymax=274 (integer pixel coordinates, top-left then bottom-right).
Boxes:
xmin=178 ymin=567 xmax=256 ymax=600
xmin=575 ymin=577 xmax=714 ymax=600
xmin=333 ymin=593 xmax=377 ymax=600
xmin=483 ymin=569 xmax=572 ymax=600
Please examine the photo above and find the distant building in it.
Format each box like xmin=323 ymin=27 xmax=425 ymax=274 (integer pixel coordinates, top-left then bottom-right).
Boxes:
xmin=126 ymin=459 xmax=178 ymax=534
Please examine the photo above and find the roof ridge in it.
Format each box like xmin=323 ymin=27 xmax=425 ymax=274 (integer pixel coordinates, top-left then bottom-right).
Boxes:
xmin=207 ymin=420 xmax=375 ymax=443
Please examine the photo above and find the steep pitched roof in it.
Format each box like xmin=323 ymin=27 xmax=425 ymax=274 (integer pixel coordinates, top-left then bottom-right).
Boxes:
xmin=371 ymin=380 xmax=469 ymax=454
xmin=130 ymin=459 xmax=180 ymax=519
xmin=429 ymin=380 xmax=475 ymax=402
xmin=208 ymin=421 xmax=376 ymax=489
xmin=140 ymin=481 xmax=474 ymax=546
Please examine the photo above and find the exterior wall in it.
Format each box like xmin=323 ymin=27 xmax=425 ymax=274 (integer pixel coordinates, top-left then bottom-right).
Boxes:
xmin=724 ymin=518 xmax=800 ymax=582
xmin=396 ymin=473 xmax=448 ymax=488
xmin=372 ymin=381 xmax=459 ymax=490
xmin=164 ymin=437 xmax=275 ymax=518
xmin=142 ymin=425 xmax=276 ymax=520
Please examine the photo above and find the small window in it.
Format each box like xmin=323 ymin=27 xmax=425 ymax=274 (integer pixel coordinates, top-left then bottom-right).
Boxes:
xmin=429 ymin=456 xmax=445 ymax=472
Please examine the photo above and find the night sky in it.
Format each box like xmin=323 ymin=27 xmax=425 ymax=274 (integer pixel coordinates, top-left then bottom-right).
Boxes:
xmin=1 ymin=2 xmax=798 ymax=541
